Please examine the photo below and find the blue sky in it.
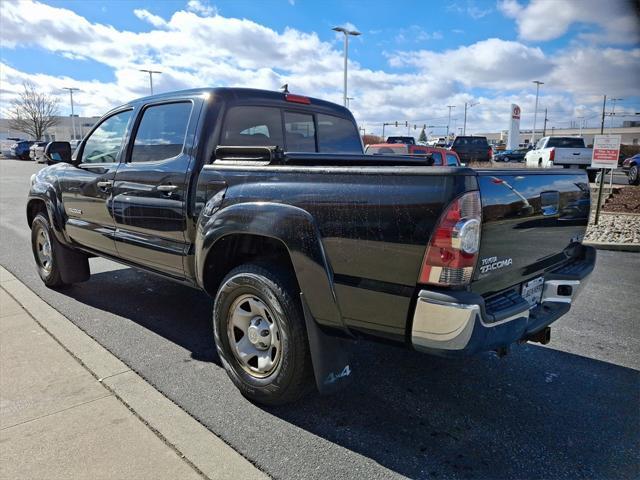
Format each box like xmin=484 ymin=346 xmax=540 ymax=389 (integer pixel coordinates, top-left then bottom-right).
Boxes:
xmin=1 ymin=0 xmax=639 ymax=136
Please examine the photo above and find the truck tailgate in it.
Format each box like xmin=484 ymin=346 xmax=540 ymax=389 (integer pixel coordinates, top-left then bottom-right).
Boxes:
xmin=472 ymin=169 xmax=590 ymax=295
xmin=554 ymin=148 xmax=592 ymax=165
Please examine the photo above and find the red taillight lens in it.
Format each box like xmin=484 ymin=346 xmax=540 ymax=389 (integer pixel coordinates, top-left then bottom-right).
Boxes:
xmin=418 ymin=191 xmax=482 ymax=286
xmin=549 ymin=148 xmax=555 ymax=162
xmin=488 ymin=147 xmax=493 ymax=158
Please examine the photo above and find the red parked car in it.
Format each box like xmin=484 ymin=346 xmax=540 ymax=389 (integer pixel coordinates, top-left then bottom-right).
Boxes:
xmin=365 ymin=144 xmax=461 ymax=166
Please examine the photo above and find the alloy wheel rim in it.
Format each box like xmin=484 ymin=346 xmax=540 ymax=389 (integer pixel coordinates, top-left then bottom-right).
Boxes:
xmin=36 ymin=228 xmax=53 ymax=274
xmin=227 ymin=294 xmax=282 ymax=378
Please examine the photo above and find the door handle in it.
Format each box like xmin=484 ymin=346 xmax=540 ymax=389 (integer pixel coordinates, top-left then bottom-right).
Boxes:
xmin=97 ymin=180 xmax=113 ymax=189
xmin=157 ymin=185 xmax=178 ymax=192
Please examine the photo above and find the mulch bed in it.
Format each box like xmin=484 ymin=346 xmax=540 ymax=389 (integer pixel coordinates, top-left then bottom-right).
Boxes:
xmin=602 ymin=186 xmax=640 ymax=213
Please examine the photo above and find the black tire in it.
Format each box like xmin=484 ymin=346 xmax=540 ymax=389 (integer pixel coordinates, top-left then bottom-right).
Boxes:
xmin=213 ymin=263 xmax=313 ymax=406
xmin=628 ymin=165 xmax=639 ymax=185
xmin=587 ymin=170 xmax=598 ymax=183
xmin=31 ymin=213 xmax=67 ymax=288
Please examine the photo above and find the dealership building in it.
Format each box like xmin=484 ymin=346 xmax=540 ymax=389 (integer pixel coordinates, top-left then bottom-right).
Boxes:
xmin=477 ymin=126 xmax=640 ymax=147
xmin=0 ymin=115 xmax=100 ymax=142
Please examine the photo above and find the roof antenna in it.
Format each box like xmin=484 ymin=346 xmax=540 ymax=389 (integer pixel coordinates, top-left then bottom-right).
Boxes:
xmin=281 ymin=83 xmax=289 ymax=94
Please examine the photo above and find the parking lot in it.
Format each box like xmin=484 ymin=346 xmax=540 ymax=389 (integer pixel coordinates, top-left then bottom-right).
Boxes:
xmin=1 ymin=158 xmax=639 ymax=479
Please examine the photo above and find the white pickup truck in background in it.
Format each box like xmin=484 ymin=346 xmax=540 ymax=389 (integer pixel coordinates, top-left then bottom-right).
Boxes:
xmin=525 ymin=136 xmax=596 ymax=181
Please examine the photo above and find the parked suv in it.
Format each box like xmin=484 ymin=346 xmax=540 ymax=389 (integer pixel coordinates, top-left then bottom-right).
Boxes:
xmin=10 ymin=140 xmax=35 ymax=160
xmin=451 ymin=136 xmax=492 ymax=163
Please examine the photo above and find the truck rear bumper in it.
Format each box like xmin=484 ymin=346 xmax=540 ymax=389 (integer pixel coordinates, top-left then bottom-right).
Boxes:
xmin=411 ymin=246 xmax=595 ymax=356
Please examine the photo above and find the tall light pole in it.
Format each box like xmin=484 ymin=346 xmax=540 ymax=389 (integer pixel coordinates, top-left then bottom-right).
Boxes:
xmin=62 ymin=87 xmax=79 ymax=140
xmin=531 ymin=80 xmax=544 ymax=143
xmin=446 ymin=105 xmax=456 ymax=139
xmin=610 ymin=98 xmax=623 ymax=129
xmin=346 ymin=97 xmax=354 ymax=109
xmin=463 ymin=102 xmax=477 ymax=135
xmin=139 ymin=69 xmax=162 ymax=95
xmin=332 ymin=26 xmax=361 ymax=107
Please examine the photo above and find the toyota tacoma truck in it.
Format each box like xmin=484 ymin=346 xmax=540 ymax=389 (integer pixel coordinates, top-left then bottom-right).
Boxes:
xmin=525 ymin=136 xmax=596 ymax=181
xmin=27 ymin=88 xmax=595 ymax=405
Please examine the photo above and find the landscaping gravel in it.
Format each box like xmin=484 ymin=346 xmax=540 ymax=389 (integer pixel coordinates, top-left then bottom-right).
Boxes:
xmin=585 ymin=212 xmax=640 ymax=244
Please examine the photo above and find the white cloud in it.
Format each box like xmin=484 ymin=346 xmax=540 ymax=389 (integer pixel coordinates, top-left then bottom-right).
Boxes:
xmin=447 ymin=1 xmax=492 ymax=19
xmin=498 ymin=0 xmax=640 ymax=44
xmin=186 ymin=0 xmax=216 ymax=17
xmin=133 ymin=9 xmax=167 ymax=28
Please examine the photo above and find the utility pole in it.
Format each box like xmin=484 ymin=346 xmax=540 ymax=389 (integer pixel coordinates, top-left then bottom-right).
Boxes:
xmin=595 ymin=94 xmax=607 ymax=226
xmin=332 ymin=26 xmax=361 ymax=107
xmin=531 ymin=80 xmax=544 ymax=143
xmin=463 ymin=102 xmax=477 ymax=135
xmin=542 ymin=108 xmax=548 ymax=137
xmin=600 ymin=95 xmax=607 ymax=134
xmin=609 ymin=98 xmax=623 ymax=129
xmin=62 ymin=87 xmax=80 ymax=141
xmin=139 ymin=69 xmax=162 ymax=95
xmin=446 ymin=105 xmax=456 ymax=139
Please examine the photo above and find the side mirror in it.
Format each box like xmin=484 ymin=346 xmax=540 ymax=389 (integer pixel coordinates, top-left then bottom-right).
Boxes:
xmin=44 ymin=141 xmax=72 ymax=164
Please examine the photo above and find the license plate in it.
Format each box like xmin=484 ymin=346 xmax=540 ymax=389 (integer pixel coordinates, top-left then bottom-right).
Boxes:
xmin=522 ymin=276 xmax=544 ymax=308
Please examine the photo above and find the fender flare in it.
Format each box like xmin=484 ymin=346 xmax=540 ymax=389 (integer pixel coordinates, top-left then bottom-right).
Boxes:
xmin=196 ymin=201 xmax=345 ymax=332
xmin=26 ymin=187 xmax=69 ymax=245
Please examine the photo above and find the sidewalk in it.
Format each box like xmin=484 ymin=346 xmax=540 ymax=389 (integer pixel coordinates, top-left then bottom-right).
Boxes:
xmin=0 ymin=267 xmax=267 ymax=480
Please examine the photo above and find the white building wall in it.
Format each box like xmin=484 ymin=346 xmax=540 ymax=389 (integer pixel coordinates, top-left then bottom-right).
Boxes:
xmin=0 ymin=116 xmax=100 ymax=142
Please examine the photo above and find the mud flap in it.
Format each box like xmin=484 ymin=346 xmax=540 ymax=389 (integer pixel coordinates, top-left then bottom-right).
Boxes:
xmin=300 ymin=293 xmax=354 ymax=395
xmin=52 ymin=235 xmax=90 ymax=284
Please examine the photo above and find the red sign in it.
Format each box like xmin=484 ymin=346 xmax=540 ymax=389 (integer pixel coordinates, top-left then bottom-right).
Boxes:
xmin=591 ymin=135 xmax=621 ymax=169
xmin=512 ymin=105 xmax=521 ymax=120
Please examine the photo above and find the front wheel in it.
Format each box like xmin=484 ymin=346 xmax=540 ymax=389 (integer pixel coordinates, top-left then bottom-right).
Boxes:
xmin=628 ymin=165 xmax=639 ymax=185
xmin=213 ymin=264 xmax=313 ymax=405
xmin=31 ymin=213 xmax=66 ymax=287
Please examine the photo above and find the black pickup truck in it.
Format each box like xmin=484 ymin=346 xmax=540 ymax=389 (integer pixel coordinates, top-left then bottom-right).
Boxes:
xmin=27 ymin=87 xmax=595 ymax=405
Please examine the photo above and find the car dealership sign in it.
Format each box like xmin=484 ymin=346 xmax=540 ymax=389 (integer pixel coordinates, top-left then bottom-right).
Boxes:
xmin=506 ymin=104 xmax=520 ymax=150
xmin=591 ymin=134 xmax=621 ymax=169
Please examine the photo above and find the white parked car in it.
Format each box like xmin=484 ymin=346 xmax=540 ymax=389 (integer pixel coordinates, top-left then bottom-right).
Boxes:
xmin=29 ymin=142 xmax=48 ymax=163
xmin=525 ymin=136 xmax=596 ymax=182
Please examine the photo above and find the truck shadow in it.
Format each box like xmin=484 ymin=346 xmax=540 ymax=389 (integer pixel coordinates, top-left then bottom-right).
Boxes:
xmin=64 ymin=266 xmax=639 ymax=480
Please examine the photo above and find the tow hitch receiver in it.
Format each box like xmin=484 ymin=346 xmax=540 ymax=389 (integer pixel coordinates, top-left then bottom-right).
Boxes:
xmin=525 ymin=327 xmax=551 ymax=345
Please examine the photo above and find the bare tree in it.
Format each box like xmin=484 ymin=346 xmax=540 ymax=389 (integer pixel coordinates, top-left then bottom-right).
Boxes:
xmin=8 ymin=82 xmax=60 ymax=140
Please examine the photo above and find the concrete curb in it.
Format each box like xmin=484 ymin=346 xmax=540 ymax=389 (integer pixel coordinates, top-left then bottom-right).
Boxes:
xmin=0 ymin=266 xmax=268 ymax=480
xmin=583 ymin=241 xmax=640 ymax=252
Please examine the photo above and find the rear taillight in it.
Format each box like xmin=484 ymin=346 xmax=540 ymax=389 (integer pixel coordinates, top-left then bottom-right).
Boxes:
xmin=418 ymin=191 xmax=482 ymax=287
xmin=488 ymin=147 xmax=493 ymax=158
xmin=549 ymin=148 xmax=555 ymax=162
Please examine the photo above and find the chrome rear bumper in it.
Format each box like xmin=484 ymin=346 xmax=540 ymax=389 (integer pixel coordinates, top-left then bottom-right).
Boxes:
xmin=411 ymin=247 xmax=594 ymax=354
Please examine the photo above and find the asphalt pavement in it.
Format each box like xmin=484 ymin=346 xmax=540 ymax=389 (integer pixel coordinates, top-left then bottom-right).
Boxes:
xmin=1 ymin=158 xmax=639 ymax=480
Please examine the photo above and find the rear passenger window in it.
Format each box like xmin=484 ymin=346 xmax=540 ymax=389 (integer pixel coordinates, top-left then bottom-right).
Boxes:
xmin=431 ymin=152 xmax=443 ymax=165
xmin=220 ymin=107 xmax=284 ymax=147
xmin=316 ymin=114 xmax=361 ymax=153
xmin=131 ymin=102 xmax=192 ymax=162
xmin=284 ymin=112 xmax=316 ymax=152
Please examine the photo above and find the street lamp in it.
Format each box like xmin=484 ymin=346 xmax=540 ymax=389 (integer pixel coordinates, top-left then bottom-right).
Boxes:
xmin=62 ymin=87 xmax=80 ymax=141
xmin=346 ymin=97 xmax=354 ymax=108
xmin=446 ymin=105 xmax=456 ymax=139
xmin=463 ymin=102 xmax=478 ymax=135
xmin=332 ymin=26 xmax=361 ymax=107
xmin=139 ymin=69 xmax=162 ymax=95
xmin=531 ymin=80 xmax=544 ymax=143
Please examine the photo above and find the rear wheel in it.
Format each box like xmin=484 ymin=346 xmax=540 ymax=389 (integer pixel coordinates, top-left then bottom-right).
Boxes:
xmin=587 ymin=170 xmax=598 ymax=183
xmin=213 ymin=263 xmax=313 ymax=405
xmin=628 ymin=165 xmax=639 ymax=185
xmin=31 ymin=213 xmax=66 ymax=287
